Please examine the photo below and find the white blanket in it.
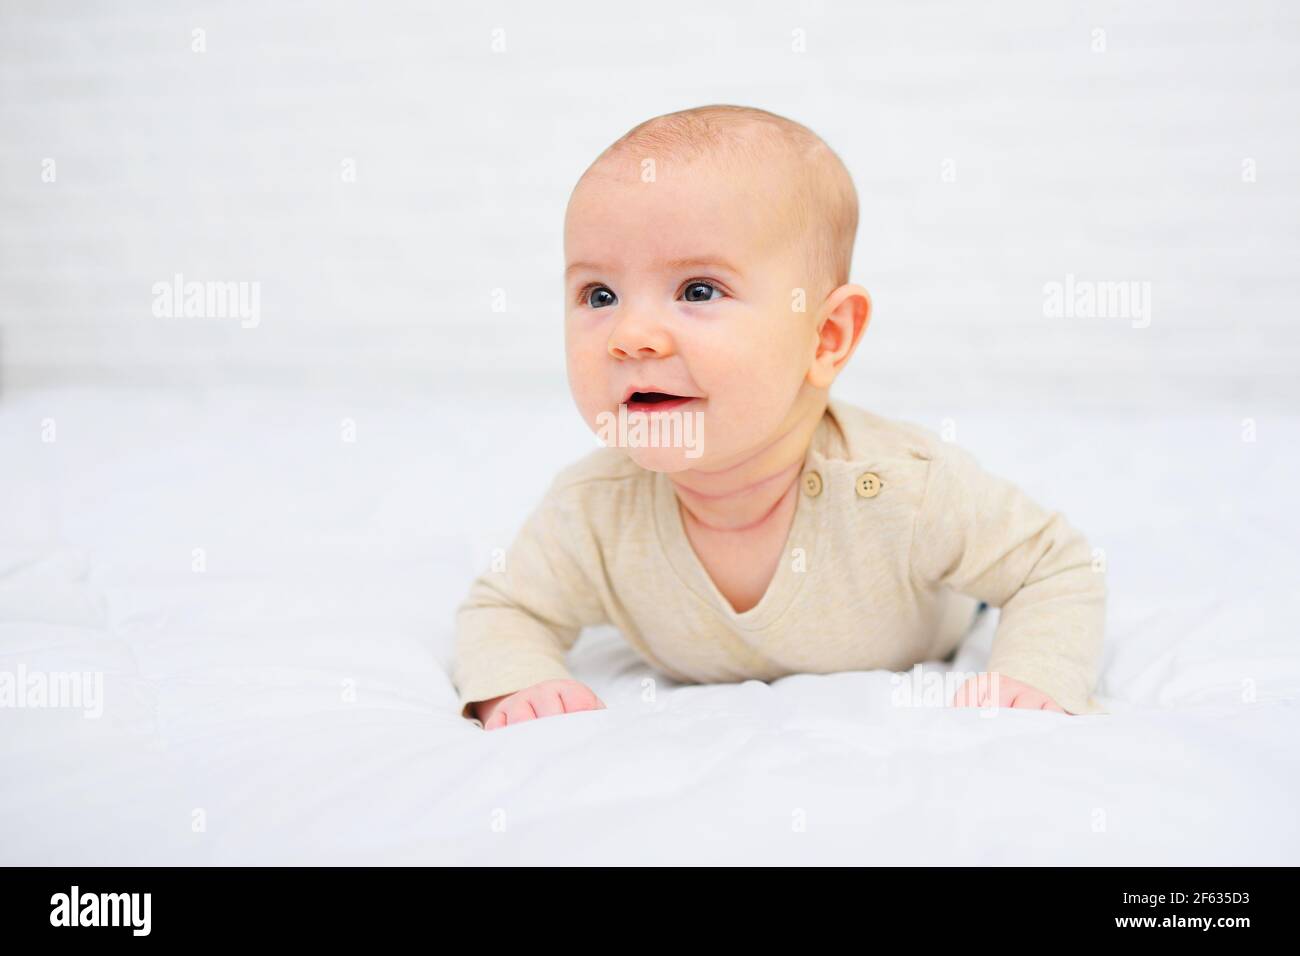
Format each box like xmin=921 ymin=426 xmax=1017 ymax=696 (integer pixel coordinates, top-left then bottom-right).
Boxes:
xmin=2 ymin=387 xmax=1296 ymax=864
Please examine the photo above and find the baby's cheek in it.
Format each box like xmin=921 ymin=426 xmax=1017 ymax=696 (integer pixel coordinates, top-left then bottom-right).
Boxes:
xmin=699 ymin=319 xmax=801 ymax=401
xmin=703 ymin=381 xmax=801 ymax=460
xmin=742 ymin=333 xmax=812 ymax=399
xmin=564 ymin=330 xmax=605 ymax=379
xmin=565 ymin=368 xmax=606 ymax=432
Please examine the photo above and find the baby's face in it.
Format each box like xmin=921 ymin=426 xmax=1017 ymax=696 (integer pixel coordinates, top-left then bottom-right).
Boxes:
xmin=564 ymin=160 xmax=819 ymax=472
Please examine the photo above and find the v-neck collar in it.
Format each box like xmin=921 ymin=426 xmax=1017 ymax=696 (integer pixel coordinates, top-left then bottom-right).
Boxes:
xmin=651 ymin=402 xmax=847 ymax=631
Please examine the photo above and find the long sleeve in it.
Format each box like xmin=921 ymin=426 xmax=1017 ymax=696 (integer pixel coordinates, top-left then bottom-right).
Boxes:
xmin=452 ymin=480 xmax=611 ymax=721
xmin=908 ymin=440 xmax=1108 ymax=715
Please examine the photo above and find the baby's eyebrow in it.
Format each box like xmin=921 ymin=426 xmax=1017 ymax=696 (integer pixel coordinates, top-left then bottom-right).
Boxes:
xmin=564 ymin=260 xmax=603 ymax=279
xmin=564 ymin=256 xmax=742 ymax=280
xmin=662 ymin=255 xmax=743 ymax=277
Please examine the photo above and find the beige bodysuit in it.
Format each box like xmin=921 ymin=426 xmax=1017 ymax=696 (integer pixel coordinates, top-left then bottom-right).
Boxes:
xmin=452 ymin=398 xmax=1107 ymax=719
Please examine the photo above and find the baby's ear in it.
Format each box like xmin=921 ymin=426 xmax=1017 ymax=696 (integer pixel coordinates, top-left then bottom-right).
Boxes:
xmin=808 ymin=284 xmax=871 ymax=387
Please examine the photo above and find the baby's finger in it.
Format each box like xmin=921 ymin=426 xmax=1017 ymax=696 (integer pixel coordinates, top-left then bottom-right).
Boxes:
xmin=974 ymin=673 xmax=999 ymax=707
xmin=500 ymin=697 xmax=539 ymax=727
xmin=1009 ymin=690 xmax=1051 ymax=710
xmin=949 ymin=679 xmax=974 ymax=707
xmin=556 ymin=685 xmax=600 ymax=713
xmin=530 ymin=689 xmax=567 ymax=719
xmin=951 ymin=675 xmax=987 ymax=707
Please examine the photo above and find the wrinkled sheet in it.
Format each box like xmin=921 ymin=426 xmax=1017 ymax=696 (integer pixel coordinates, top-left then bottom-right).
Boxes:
xmin=1 ymin=386 xmax=1296 ymax=864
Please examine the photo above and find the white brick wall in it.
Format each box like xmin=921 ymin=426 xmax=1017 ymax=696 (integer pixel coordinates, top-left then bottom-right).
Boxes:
xmin=1 ymin=0 xmax=1297 ymax=411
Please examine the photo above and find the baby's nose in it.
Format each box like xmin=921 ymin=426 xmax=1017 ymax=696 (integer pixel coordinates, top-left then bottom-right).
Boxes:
xmin=607 ymin=314 xmax=673 ymax=359
xmin=609 ymin=341 xmax=666 ymax=359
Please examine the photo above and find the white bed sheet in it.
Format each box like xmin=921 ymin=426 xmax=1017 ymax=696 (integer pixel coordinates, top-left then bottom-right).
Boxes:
xmin=1 ymin=386 xmax=1296 ymax=865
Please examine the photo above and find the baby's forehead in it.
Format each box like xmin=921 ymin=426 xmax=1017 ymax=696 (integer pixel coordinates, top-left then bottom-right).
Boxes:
xmin=567 ymin=163 xmax=805 ymax=272
xmin=568 ymin=147 xmax=801 ymax=227
xmin=577 ymin=137 xmax=797 ymax=195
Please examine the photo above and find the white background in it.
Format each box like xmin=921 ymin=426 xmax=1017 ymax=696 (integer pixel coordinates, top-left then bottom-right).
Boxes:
xmin=2 ymin=0 xmax=1297 ymax=414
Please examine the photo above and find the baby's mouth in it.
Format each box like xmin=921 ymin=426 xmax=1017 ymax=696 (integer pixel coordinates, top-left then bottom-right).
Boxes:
xmin=630 ymin=391 xmax=683 ymax=404
xmin=622 ymin=391 xmax=698 ymax=412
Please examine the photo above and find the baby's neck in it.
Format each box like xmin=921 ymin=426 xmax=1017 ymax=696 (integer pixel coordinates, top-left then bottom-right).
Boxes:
xmin=669 ymin=397 xmax=825 ymax=533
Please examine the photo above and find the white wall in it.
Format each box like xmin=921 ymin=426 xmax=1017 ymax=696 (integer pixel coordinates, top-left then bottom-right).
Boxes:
xmin=1 ymin=0 xmax=1297 ymax=412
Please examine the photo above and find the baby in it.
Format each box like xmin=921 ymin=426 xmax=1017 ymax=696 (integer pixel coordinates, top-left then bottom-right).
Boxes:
xmin=453 ymin=104 xmax=1106 ymax=730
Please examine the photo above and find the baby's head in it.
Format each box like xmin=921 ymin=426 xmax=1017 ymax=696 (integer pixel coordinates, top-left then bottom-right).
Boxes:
xmin=564 ymin=104 xmax=869 ymax=473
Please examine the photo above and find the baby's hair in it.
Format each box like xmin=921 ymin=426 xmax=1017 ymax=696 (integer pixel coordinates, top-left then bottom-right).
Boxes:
xmin=583 ymin=104 xmax=859 ymax=303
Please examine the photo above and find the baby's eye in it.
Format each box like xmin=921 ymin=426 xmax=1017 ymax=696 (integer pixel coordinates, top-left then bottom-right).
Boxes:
xmin=583 ymin=285 xmax=617 ymax=309
xmin=680 ymin=280 xmax=723 ymax=303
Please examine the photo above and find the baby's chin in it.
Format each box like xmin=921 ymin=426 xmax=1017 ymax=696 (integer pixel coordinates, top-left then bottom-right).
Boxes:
xmin=618 ymin=445 xmax=708 ymax=473
xmin=586 ymin=404 xmax=711 ymax=472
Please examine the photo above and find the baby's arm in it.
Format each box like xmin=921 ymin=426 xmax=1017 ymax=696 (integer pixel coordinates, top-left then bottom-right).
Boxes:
xmin=454 ymin=481 xmax=610 ymax=728
xmin=909 ymin=439 xmax=1107 ymax=715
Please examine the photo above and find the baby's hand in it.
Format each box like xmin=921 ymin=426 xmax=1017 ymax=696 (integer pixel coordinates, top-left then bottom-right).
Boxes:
xmin=950 ymin=671 xmax=1067 ymax=713
xmin=472 ymin=678 xmax=606 ymax=730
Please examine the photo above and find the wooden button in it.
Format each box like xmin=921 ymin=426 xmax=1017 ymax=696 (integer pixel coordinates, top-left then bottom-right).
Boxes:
xmin=802 ymin=470 xmax=823 ymax=497
xmin=855 ymin=472 xmax=882 ymax=498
